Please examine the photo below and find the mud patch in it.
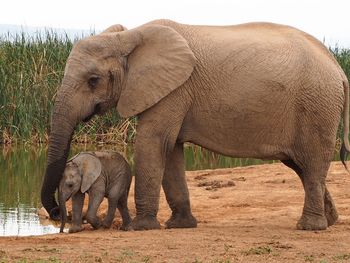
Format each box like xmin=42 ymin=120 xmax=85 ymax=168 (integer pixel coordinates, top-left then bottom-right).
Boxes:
xmin=197 ymin=180 xmax=235 ymax=190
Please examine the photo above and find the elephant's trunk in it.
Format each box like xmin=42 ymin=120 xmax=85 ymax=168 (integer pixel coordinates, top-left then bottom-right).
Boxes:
xmin=59 ymin=190 xmax=68 ymax=233
xmin=41 ymin=91 xmax=77 ymax=220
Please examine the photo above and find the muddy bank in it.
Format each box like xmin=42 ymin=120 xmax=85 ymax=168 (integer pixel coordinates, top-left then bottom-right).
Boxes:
xmin=1 ymin=161 xmax=350 ymax=262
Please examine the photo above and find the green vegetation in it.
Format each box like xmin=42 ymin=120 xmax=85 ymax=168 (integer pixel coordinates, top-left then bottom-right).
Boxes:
xmin=242 ymin=246 xmax=273 ymax=256
xmin=331 ymin=47 xmax=350 ymax=78
xmin=0 ymin=31 xmax=73 ymax=144
xmin=333 ymin=253 xmax=350 ymax=261
xmin=0 ymin=31 xmax=135 ymax=145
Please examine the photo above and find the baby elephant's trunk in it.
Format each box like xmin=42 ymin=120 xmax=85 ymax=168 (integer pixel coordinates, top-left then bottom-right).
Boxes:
xmin=58 ymin=192 xmax=68 ymax=233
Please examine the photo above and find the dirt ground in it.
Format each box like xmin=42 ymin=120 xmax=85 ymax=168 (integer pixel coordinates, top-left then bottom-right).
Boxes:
xmin=1 ymin=161 xmax=350 ymax=262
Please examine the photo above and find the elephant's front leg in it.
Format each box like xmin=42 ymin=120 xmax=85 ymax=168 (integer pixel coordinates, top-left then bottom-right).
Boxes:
xmin=163 ymin=143 xmax=197 ymax=229
xmin=129 ymin=96 xmax=190 ymax=231
xmin=129 ymin=135 xmax=164 ymax=230
xmin=69 ymin=192 xmax=85 ymax=233
xmin=86 ymin=186 xmax=105 ymax=229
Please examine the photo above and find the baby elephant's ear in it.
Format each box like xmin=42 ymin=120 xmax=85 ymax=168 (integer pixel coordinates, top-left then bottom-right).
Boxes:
xmin=67 ymin=153 xmax=80 ymax=163
xmin=74 ymin=153 xmax=102 ymax=193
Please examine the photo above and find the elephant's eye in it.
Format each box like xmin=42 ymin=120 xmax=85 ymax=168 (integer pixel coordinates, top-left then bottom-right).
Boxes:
xmin=88 ymin=76 xmax=99 ymax=88
xmin=67 ymin=183 xmax=73 ymax=188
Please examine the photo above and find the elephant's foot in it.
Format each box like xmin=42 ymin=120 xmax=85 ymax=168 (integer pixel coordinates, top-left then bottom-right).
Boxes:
xmin=101 ymin=219 xmax=113 ymax=229
xmin=165 ymin=212 xmax=197 ymax=229
xmin=86 ymin=216 xmax=101 ymax=229
xmin=120 ymin=223 xmax=130 ymax=231
xmin=296 ymin=214 xmax=327 ymax=230
xmin=119 ymin=217 xmax=132 ymax=231
xmin=324 ymin=190 xmax=338 ymax=227
xmin=127 ymin=215 xmax=160 ymax=231
xmin=68 ymin=224 xmax=84 ymax=233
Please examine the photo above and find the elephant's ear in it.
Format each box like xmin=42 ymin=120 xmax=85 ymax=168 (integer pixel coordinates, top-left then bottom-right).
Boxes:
xmin=116 ymin=25 xmax=196 ymax=117
xmin=67 ymin=153 xmax=80 ymax=163
xmin=101 ymin=24 xmax=127 ymax=34
xmin=74 ymin=153 xmax=102 ymax=193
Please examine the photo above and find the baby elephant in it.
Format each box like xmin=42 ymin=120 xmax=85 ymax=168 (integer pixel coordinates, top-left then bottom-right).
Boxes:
xmin=58 ymin=151 xmax=132 ymax=233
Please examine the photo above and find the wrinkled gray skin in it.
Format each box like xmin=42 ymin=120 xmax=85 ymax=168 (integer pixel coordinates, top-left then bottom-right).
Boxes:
xmin=59 ymin=151 xmax=132 ymax=233
xmin=42 ymin=19 xmax=350 ymax=231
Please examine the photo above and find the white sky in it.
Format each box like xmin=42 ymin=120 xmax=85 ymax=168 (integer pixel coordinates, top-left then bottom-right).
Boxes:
xmin=2 ymin=0 xmax=350 ymax=47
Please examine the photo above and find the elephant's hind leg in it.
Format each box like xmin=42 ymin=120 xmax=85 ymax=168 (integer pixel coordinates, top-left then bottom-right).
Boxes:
xmin=163 ymin=143 xmax=197 ymax=229
xmin=117 ymin=193 xmax=132 ymax=230
xmin=101 ymin=197 xmax=118 ymax=229
xmin=324 ymin=187 xmax=338 ymax=227
xmin=282 ymin=159 xmax=338 ymax=229
xmin=296 ymin=168 xmax=328 ymax=230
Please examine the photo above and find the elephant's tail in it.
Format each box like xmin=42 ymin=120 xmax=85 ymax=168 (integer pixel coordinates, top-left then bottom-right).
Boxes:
xmin=340 ymin=80 xmax=350 ymax=171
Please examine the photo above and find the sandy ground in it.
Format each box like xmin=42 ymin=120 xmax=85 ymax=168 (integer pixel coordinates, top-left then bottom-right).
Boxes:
xmin=1 ymin=161 xmax=350 ymax=262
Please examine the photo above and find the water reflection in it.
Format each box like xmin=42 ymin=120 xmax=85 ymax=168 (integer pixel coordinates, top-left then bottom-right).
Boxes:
xmin=184 ymin=146 xmax=274 ymax=170
xmin=0 ymin=204 xmax=58 ymax=236
xmin=0 ymin=146 xmax=56 ymax=236
xmin=1 ymin=144 xmax=273 ymax=236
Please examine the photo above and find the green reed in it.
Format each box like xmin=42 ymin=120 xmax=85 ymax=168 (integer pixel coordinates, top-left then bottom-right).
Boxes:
xmin=0 ymin=31 xmax=72 ymax=143
xmin=331 ymin=47 xmax=350 ymax=77
xmin=330 ymin=47 xmax=350 ymax=143
xmin=0 ymin=31 xmax=135 ymax=145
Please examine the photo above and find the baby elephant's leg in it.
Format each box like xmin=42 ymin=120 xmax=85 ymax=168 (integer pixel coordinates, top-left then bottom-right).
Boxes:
xmin=117 ymin=193 xmax=132 ymax=230
xmin=102 ymin=185 xmax=131 ymax=230
xmin=102 ymin=184 xmax=125 ymax=228
xmin=101 ymin=197 xmax=119 ymax=228
xmin=69 ymin=192 xmax=85 ymax=233
xmin=86 ymin=190 xmax=105 ymax=229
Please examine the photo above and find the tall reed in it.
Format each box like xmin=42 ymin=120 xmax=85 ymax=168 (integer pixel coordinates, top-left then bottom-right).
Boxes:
xmin=0 ymin=31 xmax=135 ymax=145
xmin=330 ymin=47 xmax=350 ymax=144
xmin=0 ymin=31 xmax=72 ymax=143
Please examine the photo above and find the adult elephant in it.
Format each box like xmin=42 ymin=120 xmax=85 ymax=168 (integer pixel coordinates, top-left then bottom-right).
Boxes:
xmin=41 ymin=19 xmax=350 ymax=231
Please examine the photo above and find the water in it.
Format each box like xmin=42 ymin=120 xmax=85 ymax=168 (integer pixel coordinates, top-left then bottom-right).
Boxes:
xmin=0 ymin=204 xmax=58 ymax=236
xmin=0 ymin=144 xmax=272 ymax=236
xmin=0 ymin=146 xmax=58 ymax=236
